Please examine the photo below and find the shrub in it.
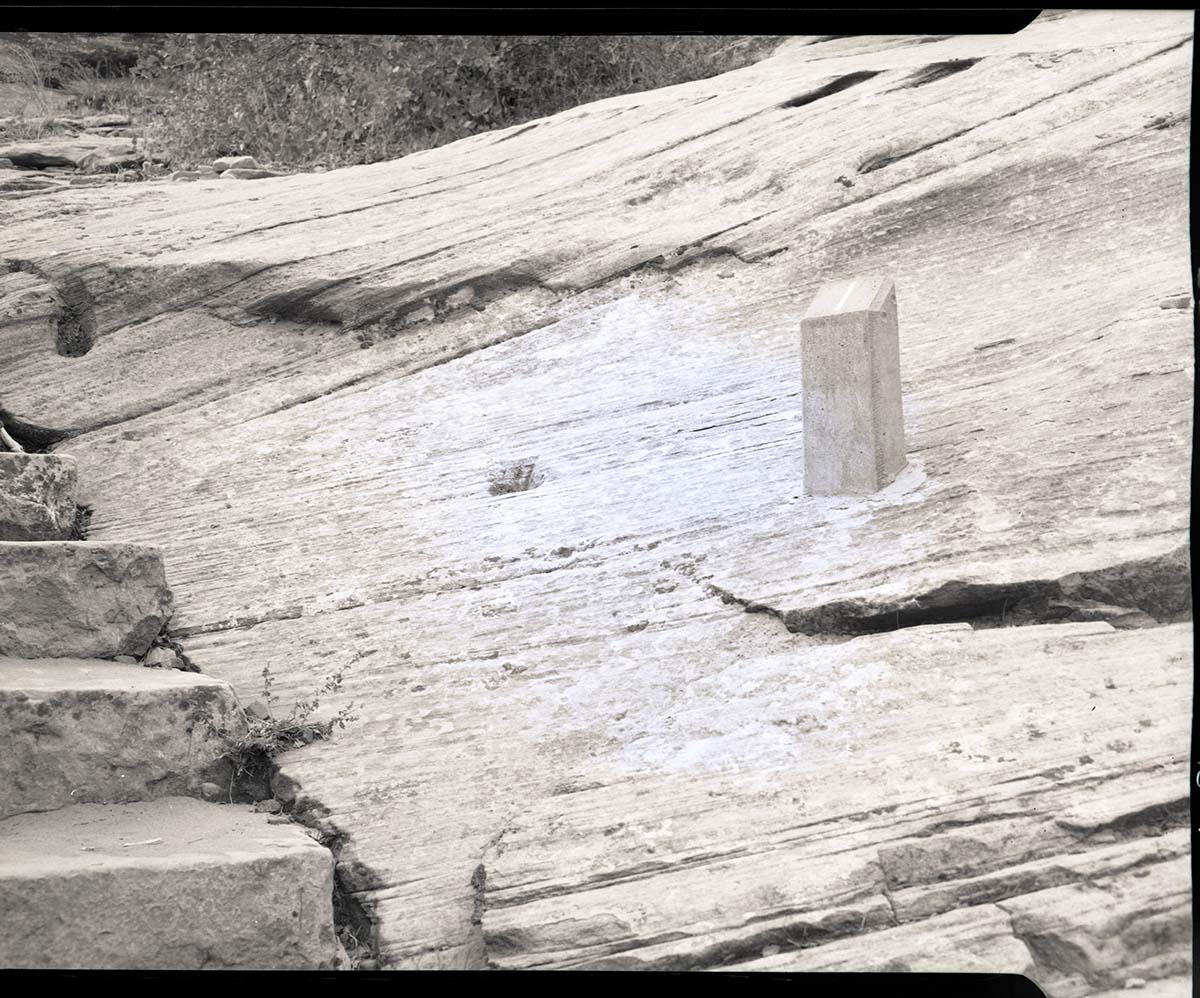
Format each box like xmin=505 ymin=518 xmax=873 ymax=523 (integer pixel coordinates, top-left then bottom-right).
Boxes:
xmin=125 ymin=34 xmax=782 ymax=170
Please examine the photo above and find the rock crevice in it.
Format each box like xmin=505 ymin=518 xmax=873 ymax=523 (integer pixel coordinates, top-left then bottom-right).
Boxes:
xmin=703 ymin=543 xmax=1190 ymax=637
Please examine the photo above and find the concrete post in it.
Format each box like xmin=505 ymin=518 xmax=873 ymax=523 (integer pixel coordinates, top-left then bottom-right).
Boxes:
xmin=800 ymin=274 xmax=906 ymax=495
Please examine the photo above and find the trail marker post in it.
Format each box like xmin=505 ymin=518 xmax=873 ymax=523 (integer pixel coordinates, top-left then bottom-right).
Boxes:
xmin=800 ymin=274 xmax=907 ymax=495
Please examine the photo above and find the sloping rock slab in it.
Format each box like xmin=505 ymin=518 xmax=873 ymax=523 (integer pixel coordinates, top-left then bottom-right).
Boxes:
xmin=0 ymin=8 xmax=1191 ymax=974
xmin=0 ymin=453 xmax=78 ymax=540
xmin=0 ymin=268 xmax=61 ymax=361
xmin=0 ymin=797 xmax=337 ymax=969
xmin=0 ymin=135 xmax=136 ymax=169
xmin=478 ymin=623 xmax=1189 ymax=975
xmin=997 ymin=856 xmax=1192 ymax=997
xmin=727 ymin=832 xmax=1190 ymax=987
xmin=717 ymin=902 xmax=1036 ymax=975
xmin=0 ymin=658 xmax=246 ymax=819
xmin=0 ymin=542 xmax=172 ymax=658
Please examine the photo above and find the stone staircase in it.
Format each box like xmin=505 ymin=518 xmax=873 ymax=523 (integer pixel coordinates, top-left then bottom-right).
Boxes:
xmin=0 ymin=450 xmax=340 ymax=969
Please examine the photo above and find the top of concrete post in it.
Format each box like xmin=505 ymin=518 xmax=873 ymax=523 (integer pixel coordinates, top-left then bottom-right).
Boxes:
xmin=803 ymin=275 xmax=894 ymax=321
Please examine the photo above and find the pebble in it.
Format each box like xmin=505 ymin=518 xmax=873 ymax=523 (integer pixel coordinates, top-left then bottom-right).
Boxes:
xmin=114 ymin=655 xmax=138 ymax=664
xmin=255 ymin=798 xmax=283 ymax=814
xmin=245 ymin=699 xmax=272 ymax=720
xmin=199 ymin=781 xmax=224 ymax=801
xmin=142 ymin=646 xmax=180 ymax=669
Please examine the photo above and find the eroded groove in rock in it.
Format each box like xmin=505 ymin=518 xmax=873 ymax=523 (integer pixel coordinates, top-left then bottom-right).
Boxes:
xmin=1 ymin=259 xmax=96 ymax=357
xmin=893 ymin=59 xmax=982 ymax=91
xmin=850 ymin=35 xmax=1190 ymax=182
xmin=778 ymin=71 xmax=883 ymax=109
xmin=468 ymin=863 xmax=489 ymax=968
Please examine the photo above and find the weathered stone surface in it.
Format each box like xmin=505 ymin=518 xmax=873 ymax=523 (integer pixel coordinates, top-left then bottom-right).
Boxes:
xmin=0 ymin=452 xmax=78 ymax=540
xmin=889 ymin=828 xmax=1190 ymax=925
xmin=219 ymin=167 xmax=285 ymax=180
xmin=0 ymin=269 xmax=61 ymax=361
xmin=478 ymin=624 xmax=1189 ymax=974
xmin=0 ymin=173 xmax=61 ymax=193
xmin=78 ymin=152 xmax=145 ymax=175
xmin=67 ymin=174 xmax=116 ymax=186
xmin=719 ymin=902 xmax=1036 ymax=974
xmin=0 ymin=658 xmax=245 ymax=819
xmin=0 ymin=797 xmax=337 ymax=969
xmin=0 ymin=8 xmax=1191 ymax=980
xmin=0 ymin=542 xmax=173 ymax=659
xmin=998 ymin=856 xmax=1192 ymax=996
xmin=212 ymin=155 xmax=260 ymax=171
xmin=169 ymin=169 xmax=217 ymax=183
xmin=1089 ymin=979 xmax=1192 ymax=998
xmin=0 ymin=135 xmax=137 ymax=169
xmin=79 ymin=113 xmax=131 ymax=128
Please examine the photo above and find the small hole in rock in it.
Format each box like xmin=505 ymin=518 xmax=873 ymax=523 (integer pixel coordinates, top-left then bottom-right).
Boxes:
xmin=488 ymin=461 xmax=545 ymax=496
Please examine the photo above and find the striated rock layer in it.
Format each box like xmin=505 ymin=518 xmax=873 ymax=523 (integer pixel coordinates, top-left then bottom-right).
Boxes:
xmin=0 ymin=10 xmax=1192 ymax=986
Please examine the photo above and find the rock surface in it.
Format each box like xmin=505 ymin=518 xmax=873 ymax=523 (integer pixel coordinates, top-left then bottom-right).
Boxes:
xmin=718 ymin=901 xmax=1038 ymax=974
xmin=0 ymin=135 xmax=137 ymax=169
xmin=170 ymin=169 xmax=218 ymax=183
xmin=0 ymin=658 xmax=245 ymax=819
xmin=0 ymin=452 xmax=77 ymax=540
xmin=219 ymin=167 xmax=284 ymax=180
xmin=0 ymin=9 xmax=1191 ymax=986
xmin=997 ymin=855 xmax=1191 ymax=997
xmin=0 ymin=542 xmax=173 ymax=658
xmin=0 ymin=797 xmax=338 ymax=969
xmin=212 ymin=155 xmax=260 ymax=171
xmin=479 ymin=622 xmax=1189 ymax=970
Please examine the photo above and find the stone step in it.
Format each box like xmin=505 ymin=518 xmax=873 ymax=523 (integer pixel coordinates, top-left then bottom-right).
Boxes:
xmin=0 ymin=453 xmax=78 ymax=541
xmin=0 ymin=658 xmax=247 ymax=820
xmin=0 ymin=541 xmax=173 ymax=658
xmin=0 ymin=797 xmax=338 ymax=969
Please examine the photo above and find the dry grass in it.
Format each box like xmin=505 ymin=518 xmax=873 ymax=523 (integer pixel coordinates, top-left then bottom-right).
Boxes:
xmin=0 ymin=41 xmax=66 ymax=135
xmin=0 ymin=38 xmax=142 ymax=139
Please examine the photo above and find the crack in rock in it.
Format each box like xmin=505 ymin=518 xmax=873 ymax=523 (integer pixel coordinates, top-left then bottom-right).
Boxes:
xmin=709 ymin=545 xmax=1190 ymax=637
xmin=779 ymin=71 xmax=883 ymax=110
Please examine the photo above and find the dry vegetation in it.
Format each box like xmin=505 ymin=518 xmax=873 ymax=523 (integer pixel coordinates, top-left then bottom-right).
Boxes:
xmin=0 ymin=33 xmax=783 ymax=169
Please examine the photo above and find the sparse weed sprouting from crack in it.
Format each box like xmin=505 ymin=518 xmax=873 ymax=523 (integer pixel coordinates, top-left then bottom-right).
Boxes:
xmin=205 ymin=663 xmax=360 ymax=802
xmin=333 ymin=880 xmax=380 ymax=971
xmin=69 ymin=501 xmax=93 ymax=540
